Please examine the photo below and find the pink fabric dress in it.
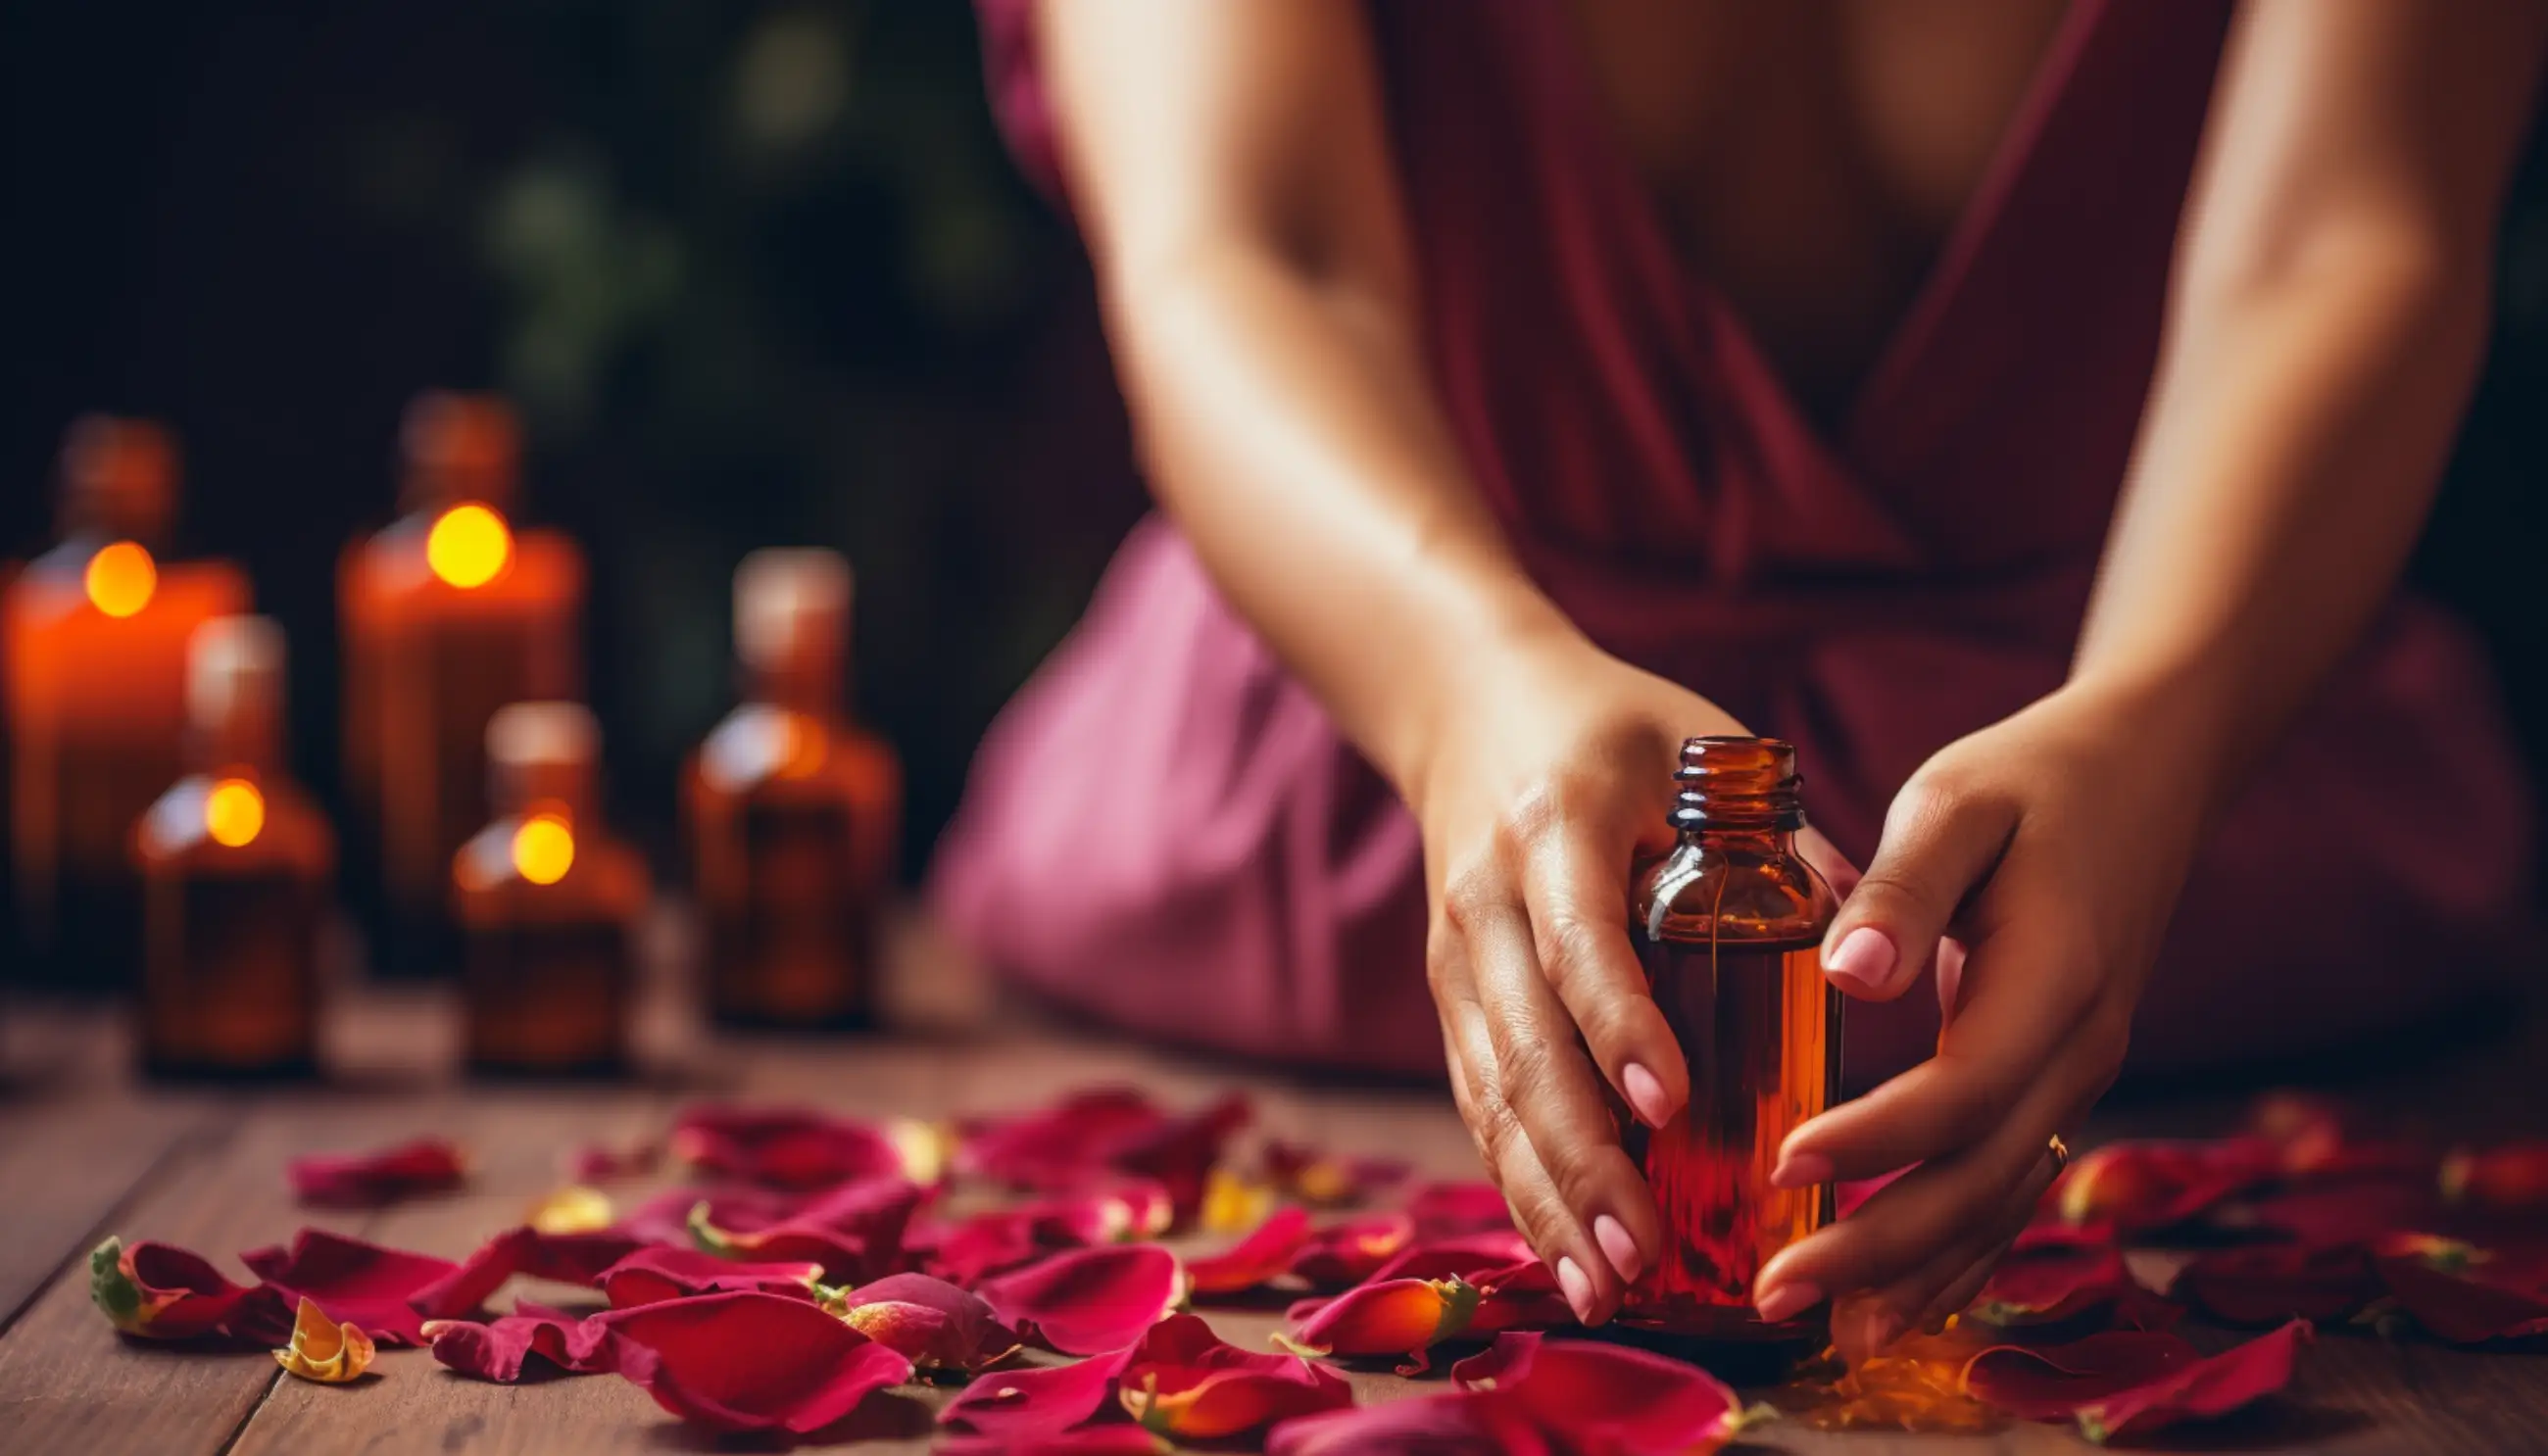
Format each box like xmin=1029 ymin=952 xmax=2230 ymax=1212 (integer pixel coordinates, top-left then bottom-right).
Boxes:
xmin=934 ymin=0 xmax=2536 ymax=1080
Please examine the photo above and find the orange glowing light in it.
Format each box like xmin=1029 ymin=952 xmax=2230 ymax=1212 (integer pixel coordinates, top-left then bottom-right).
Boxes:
xmin=425 ymin=504 xmax=514 ymax=588
xmin=511 ymin=814 xmax=575 ymax=886
xmin=205 ymin=779 xmax=267 ymax=848
xmin=84 ymin=541 xmax=159 ymax=618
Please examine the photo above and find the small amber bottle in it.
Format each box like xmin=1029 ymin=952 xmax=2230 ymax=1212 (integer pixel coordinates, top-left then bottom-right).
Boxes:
xmin=133 ymin=617 xmax=333 ymax=1079
xmin=1620 ymin=736 xmax=1842 ymax=1337
xmin=685 ymin=550 xmax=901 ymax=1029
xmin=340 ymin=393 xmax=583 ymax=977
xmin=5 ymin=417 xmax=251 ymax=991
xmin=454 ymin=703 xmax=647 ymax=1076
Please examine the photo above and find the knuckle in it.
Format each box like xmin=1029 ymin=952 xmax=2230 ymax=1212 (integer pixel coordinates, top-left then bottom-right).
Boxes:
xmin=1534 ymin=913 xmax=1611 ymax=995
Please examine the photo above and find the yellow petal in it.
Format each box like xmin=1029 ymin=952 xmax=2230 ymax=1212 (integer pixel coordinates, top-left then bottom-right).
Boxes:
xmin=1200 ymin=1168 xmax=1275 ymax=1235
xmin=273 ymin=1296 xmax=376 ymax=1383
xmin=889 ymin=1118 xmax=955 ymax=1186
xmin=526 ymin=1184 xmax=616 ymax=1235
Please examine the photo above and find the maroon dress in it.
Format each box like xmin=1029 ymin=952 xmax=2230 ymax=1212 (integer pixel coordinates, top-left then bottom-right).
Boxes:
xmin=934 ymin=0 xmax=2536 ymax=1080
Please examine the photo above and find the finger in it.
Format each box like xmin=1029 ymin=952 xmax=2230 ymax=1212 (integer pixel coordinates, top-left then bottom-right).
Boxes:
xmin=1523 ymin=824 xmax=1687 ymax=1131
xmin=1458 ymin=897 xmax=1661 ymax=1322
xmin=1820 ymin=767 xmax=2017 ymax=1001
xmin=1799 ymin=827 xmax=1861 ymax=898
xmin=1902 ymin=1145 xmax=2063 ymax=1333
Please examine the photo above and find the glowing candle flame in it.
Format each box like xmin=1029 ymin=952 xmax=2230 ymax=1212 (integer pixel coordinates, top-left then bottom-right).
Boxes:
xmin=425 ymin=504 xmax=514 ymax=589
xmin=84 ymin=541 xmax=158 ymax=618
xmin=205 ymin=778 xmax=267 ymax=849
xmin=511 ymin=813 xmax=575 ymax=886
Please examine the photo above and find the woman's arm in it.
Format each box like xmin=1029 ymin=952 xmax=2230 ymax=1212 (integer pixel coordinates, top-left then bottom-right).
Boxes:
xmin=1038 ymin=0 xmax=1793 ymax=1324
xmin=1757 ymin=0 xmax=2547 ymax=1344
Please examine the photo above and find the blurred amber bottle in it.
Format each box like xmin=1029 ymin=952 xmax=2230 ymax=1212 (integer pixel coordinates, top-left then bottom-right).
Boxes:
xmin=339 ymin=394 xmax=582 ymax=976
xmin=685 ymin=550 xmax=901 ymax=1029
xmin=133 ymin=617 xmax=333 ymax=1079
xmin=4 ymin=418 xmax=250 ymax=991
xmin=454 ymin=703 xmax=648 ymax=1076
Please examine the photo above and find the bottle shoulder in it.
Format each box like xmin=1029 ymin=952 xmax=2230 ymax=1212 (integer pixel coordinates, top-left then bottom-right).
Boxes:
xmin=1635 ymin=836 xmax=1837 ymax=946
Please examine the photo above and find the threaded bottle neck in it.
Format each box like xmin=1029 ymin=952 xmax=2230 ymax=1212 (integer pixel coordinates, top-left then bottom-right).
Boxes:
xmin=1669 ymin=735 xmax=1806 ymax=833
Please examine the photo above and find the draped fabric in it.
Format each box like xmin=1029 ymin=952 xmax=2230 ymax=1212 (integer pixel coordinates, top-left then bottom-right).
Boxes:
xmin=936 ymin=0 xmax=2535 ymax=1078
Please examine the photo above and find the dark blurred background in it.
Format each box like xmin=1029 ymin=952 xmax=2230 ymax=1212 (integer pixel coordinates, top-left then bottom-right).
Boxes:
xmin=5 ymin=0 xmax=2546 ymax=890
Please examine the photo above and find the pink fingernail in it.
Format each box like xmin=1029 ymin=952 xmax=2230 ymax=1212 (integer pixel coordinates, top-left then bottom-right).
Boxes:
xmin=1622 ymin=1063 xmax=1674 ymax=1128
xmin=1593 ymin=1215 xmax=1642 ymax=1283
xmin=1825 ymin=926 xmax=1897 ymax=993
xmin=1555 ymin=1256 xmax=1594 ymax=1323
xmin=1754 ymin=1280 xmax=1821 ymax=1325
xmin=1772 ymin=1150 xmax=1834 ymax=1189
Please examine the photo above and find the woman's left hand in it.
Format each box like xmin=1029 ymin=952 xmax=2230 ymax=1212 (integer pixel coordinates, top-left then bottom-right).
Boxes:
xmin=1747 ymin=683 xmax=2214 ymax=1350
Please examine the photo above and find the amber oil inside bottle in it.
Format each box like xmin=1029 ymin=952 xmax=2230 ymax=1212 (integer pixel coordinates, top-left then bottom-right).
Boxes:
xmin=1621 ymin=736 xmax=1842 ymax=1337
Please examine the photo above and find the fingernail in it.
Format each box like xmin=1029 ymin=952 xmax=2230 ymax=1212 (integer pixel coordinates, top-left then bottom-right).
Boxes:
xmin=1771 ymin=1150 xmax=1834 ymax=1189
xmin=1754 ymin=1280 xmax=1821 ymax=1325
xmin=1555 ymin=1256 xmax=1594 ymax=1324
xmin=1593 ymin=1215 xmax=1642 ymax=1283
xmin=1825 ymin=926 xmax=1897 ymax=993
xmin=1622 ymin=1063 xmax=1674 ymax=1128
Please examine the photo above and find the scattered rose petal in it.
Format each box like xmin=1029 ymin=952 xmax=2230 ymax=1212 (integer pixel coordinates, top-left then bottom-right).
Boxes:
xmin=1972 ymin=1228 xmax=2169 ymax=1329
xmin=1404 ymin=1183 xmax=1515 ymax=1237
xmin=2441 ymin=1142 xmax=2548 ymax=1213
xmin=287 ymin=1137 xmax=466 ymax=1207
xmin=599 ymin=1246 xmax=823 ymax=1308
xmin=2052 ymin=1140 xmax=2278 ymax=1233
xmin=1838 ymin=1165 xmax=1913 ymax=1219
xmin=242 ymin=1229 xmax=461 ymax=1345
xmin=942 ymin=1345 xmax=1140 ymax=1438
xmin=1189 ymin=1207 xmax=1315 ymax=1296
xmin=526 ymin=1185 xmax=615 ymax=1235
xmin=2246 ymin=1093 xmax=2433 ymax=1182
xmin=1288 ymin=1214 xmax=1419 ymax=1288
xmin=1282 ymin=1276 xmax=1483 ymax=1372
xmin=422 ymin=1303 xmax=622 ymax=1382
xmin=1963 ymin=1321 xmax=2311 ymax=1443
xmin=670 ymin=1104 xmax=917 ymax=1189
xmin=1265 ymin=1391 xmax=1539 ymax=1455
xmin=978 ymin=1244 xmax=1185 ymax=1356
xmin=686 ymin=1176 xmax=927 ymax=1283
xmin=564 ymin=1138 xmax=659 ymax=1182
xmin=273 ymin=1296 xmax=376 ymax=1383
xmin=838 ymin=1273 xmax=1021 ymax=1373
xmin=917 ymin=1181 xmax=1176 ymax=1283
xmin=2223 ymin=1177 xmax=2448 ymax=1248
xmin=1356 ymin=1235 xmax=1544 ymax=1289
xmin=937 ymin=1432 xmax=1167 ymax=1456
xmin=2373 ymin=1234 xmax=2548 ymax=1343
xmin=1447 ymin=1332 xmax=1747 ymax=1452
xmin=89 ymin=1237 xmax=259 ymax=1340
xmin=615 ymin=1184 xmax=799 ymax=1245
xmin=1261 ymin=1141 xmax=1411 ymax=1207
xmin=607 ymin=1289 xmax=916 ymax=1432
xmin=409 ymin=1226 xmax=646 ymax=1321
xmin=957 ymin=1089 xmax=1250 ymax=1224
xmin=2170 ymin=1243 xmax=2374 ymax=1326
xmin=1117 ymin=1313 xmax=1351 ymax=1438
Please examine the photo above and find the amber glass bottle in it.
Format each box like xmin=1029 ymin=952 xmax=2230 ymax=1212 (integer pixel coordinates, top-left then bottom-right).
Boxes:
xmin=685 ymin=550 xmax=900 ymax=1029
xmin=1620 ymin=736 xmax=1842 ymax=1337
xmin=133 ymin=617 xmax=332 ymax=1079
xmin=340 ymin=393 xmax=583 ymax=976
xmin=454 ymin=703 xmax=647 ymax=1076
xmin=5 ymin=417 xmax=250 ymax=991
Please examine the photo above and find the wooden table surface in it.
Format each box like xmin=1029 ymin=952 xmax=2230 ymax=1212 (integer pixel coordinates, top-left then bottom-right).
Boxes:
xmin=4 ymin=911 xmax=2545 ymax=1456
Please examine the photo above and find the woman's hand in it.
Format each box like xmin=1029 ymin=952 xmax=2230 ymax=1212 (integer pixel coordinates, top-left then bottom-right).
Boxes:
xmin=1402 ymin=632 xmax=1854 ymax=1327
xmin=1750 ymin=684 xmax=2211 ymax=1349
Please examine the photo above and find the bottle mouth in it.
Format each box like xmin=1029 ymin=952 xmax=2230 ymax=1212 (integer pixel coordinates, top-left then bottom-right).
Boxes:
xmin=1672 ymin=735 xmax=1806 ymax=830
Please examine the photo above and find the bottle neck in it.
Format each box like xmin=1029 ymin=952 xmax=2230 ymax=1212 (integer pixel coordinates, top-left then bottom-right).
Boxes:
xmin=495 ymin=758 xmax=598 ymax=824
xmin=1668 ymin=735 xmax=1808 ymax=838
xmin=750 ymin=655 xmax=846 ymax=718
xmin=190 ymin=711 xmax=282 ymax=779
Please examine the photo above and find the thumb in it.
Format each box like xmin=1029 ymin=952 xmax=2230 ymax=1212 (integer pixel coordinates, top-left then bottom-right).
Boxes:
xmin=1822 ymin=772 xmax=2015 ymax=1001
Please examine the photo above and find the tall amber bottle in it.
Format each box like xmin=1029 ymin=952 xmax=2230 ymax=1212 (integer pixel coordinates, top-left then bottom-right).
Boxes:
xmin=454 ymin=703 xmax=648 ymax=1076
xmin=133 ymin=617 xmax=332 ymax=1079
xmin=5 ymin=417 xmax=250 ymax=991
xmin=1620 ymin=736 xmax=1842 ymax=1337
xmin=340 ymin=394 xmax=582 ymax=976
xmin=685 ymin=550 xmax=900 ymax=1029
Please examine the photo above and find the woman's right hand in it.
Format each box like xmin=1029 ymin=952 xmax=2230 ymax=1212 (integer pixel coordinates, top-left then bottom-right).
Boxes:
xmin=1399 ymin=630 xmax=1854 ymax=1327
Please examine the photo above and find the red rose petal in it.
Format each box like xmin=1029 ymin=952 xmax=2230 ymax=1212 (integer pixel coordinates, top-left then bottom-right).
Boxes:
xmin=2442 ymin=1142 xmax=2548 ymax=1213
xmin=1403 ymin=1182 xmax=1515 ymax=1238
xmin=1448 ymin=1332 xmax=1744 ymax=1451
xmin=2226 ymin=1177 xmax=2450 ymax=1248
xmin=409 ymin=1226 xmax=647 ymax=1320
xmin=1353 ymin=1233 xmax=1535 ymax=1287
xmin=89 ymin=1238 xmax=263 ymax=1340
xmin=240 ymin=1229 xmax=461 ymax=1345
xmin=287 ymin=1137 xmax=466 ymax=1207
xmin=977 ymin=1244 xmax=1184 ymax=1356
xmin=1284 ymin=1276 xmax=1483 ymax=1369
xmin=942 ymin=1345 xmax=1141 ymax=1438
xmin=1260 ymin=1141 xmax=1412 ymax=1207
xmin=1110 ymin=1093 xmax=1252 ymax=1223
xmin=1837 ymin=1165 xmax=1913 ymax=1219
xmin=689 ymin=1175 xmax=928 ymax=1284
xmin=957 ymin=1088 xmax=1168 ymax=1189
xmin=422 ymin=1304 xmax=623 ymax=1382
xmin=1288 ymin=1214 xmax=1421 ymax=1288
xmin=564 ymin=1139 xmax=660 ymax=1182
xmin=670 ymin=1104 xmax=910 ymax=1190
xmin=1116 ymin=1313 xmax=1351 ymax=1438
xmin=840 ymin=1273 xmax=1022 ymax=1373
xmin=1265 ymin=1392 xmax=1537 ymax=1456
xmin=936 ymin=1431 xmax=1168 ymax=1456
xmin=2052 ymin=1139 xmax=2279 ymax=1234
xmin=607 ymin=1289 xmax=916 ymax=1433
xmin=1964 ymin=1321 xmax=2310 ymax=1442
xmin=1971 ymin=1228 xmax=2172 ymax=1330
xmin=598 ymin=1246 xmax=824 ymax=1308
xmin=2170 ymin=1243 xmax=2375 ymax=1326
xmin=2373 ymin=1234 xmax=2548 ymax=1343
xmin=1189 ymin=1207 xmax=1315 ymax=1296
